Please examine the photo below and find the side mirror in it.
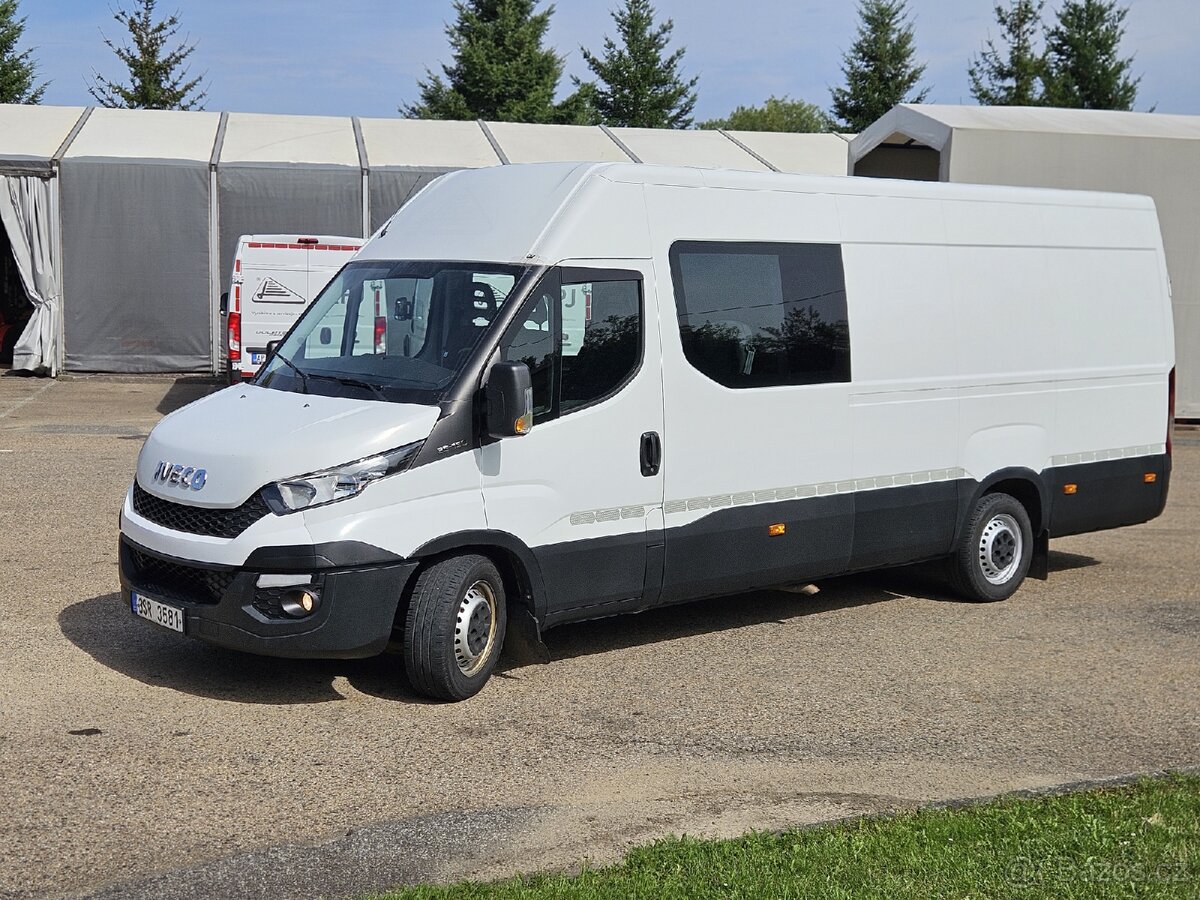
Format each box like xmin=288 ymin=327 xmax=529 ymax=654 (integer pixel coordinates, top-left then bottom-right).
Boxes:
xmin=485 ymin=361 xmax=533 ymax=438
xmin=219 ymin=292 xmax=229 ymax=315
xmin=394 ymin=297 xmax=413 ymax=321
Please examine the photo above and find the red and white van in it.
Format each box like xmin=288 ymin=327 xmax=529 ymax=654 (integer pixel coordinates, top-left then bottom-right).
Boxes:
xmin=224 ymin=234 xmax=363 ymax=382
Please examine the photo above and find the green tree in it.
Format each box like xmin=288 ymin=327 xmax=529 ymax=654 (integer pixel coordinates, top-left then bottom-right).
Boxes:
xmin=969 ymin=0 xmax=1046 ymax=105
xmin=699 ymin=96 xmax=833 ymax=132
xmin=573 ymin=0 xmax=698 ymax=129
xmin=0 ymin=0 xmax=46 ymax=103
xmin=404 ymin=0 xmax=575 ymax=123
xmin=1042 ymin=0 xmax=1139 ymax=109
xmin=830 ymin=0 xmax=929 ymax=131
xmin=89 ymin=0 xmax=206 ymax=110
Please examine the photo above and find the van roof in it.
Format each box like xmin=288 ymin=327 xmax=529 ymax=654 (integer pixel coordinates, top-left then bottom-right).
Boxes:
xmin=361 ymin=161 xmax=1157 ymax=266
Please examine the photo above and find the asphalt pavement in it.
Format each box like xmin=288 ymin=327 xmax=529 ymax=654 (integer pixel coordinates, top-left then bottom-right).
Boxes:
xmin=0 ymin=374 xmax=1197 ymax=899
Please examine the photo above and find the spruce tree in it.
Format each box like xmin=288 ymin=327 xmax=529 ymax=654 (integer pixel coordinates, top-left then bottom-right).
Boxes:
xmin=699 ymin=96 xmax=833 ymax=133
xmin=89 ymin=0 xmax=206 ymax=110
xmin=1042 ymin=0 xmax=1139 ymax=109
xmin=830 ymin=0 xmax=929 ymax=132
xmin=404 ymin=0 xmax=570 ymax=123
xmin=969 ymin=0 xmax=1046 ymax=105
xmin=0 ymin=0 xmax=46 ymax=104
xmin=573 ymin=0 xmax=698 ymax=129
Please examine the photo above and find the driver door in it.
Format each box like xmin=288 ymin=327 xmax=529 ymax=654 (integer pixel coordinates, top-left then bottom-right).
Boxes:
xmin=479 ymin=262 xmax=665 ymax=627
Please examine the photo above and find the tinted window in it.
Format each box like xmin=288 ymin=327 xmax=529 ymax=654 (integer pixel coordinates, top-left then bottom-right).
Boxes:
xmin=560 ymin=279 xmax=641 ymax=412
xmin=498 ymin=269 xmax=643 ymax=422
xmin=669 ymin=241 xmax=850 ymax=387
xmin=499 ymin=272 xmax=557 ymax=417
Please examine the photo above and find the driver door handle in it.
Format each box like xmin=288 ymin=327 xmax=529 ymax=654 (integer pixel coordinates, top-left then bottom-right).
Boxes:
xmin=640 ymin=431 xmax=661 ymax=477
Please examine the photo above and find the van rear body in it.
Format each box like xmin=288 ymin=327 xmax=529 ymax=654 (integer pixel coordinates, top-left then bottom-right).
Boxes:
xmin=226 ymin=235 xmax=363 ymax=381
xmin=122 ymin=163 xmax=1174 ymax=700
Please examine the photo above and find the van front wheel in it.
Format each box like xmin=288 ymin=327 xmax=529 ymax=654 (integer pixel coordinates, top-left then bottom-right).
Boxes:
xmin=404 ymin=554 xmax=507 ymax=701
xmin=949 ymin=492 xmax=1033 ymax=602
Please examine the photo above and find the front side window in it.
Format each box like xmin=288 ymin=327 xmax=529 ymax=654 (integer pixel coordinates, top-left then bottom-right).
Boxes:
xmin=498 ymin=269 xmax=643 ymax=421
xmin=669 ymin=241 xmax=850 ymax=388
xmin=258 ymin=260 xmax=526 ymax=404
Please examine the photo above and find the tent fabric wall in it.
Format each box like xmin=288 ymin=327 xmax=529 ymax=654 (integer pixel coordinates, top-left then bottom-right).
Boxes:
xmin=61 ymin=160 xmax=211 ymax=371
xmin=369 ymin=167 xmax=456 ymax=233
xmin=849 ymin=104 xmax=1200 ymax=418
xmin=1 ymin=175 xmax=59 ymax=374
xmin=217 ymin=166 xmax=364 ymax=290
xmin=1 ymin=103 xmax=864 ymax=376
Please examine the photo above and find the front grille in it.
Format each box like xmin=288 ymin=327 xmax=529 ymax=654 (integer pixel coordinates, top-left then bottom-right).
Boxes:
xmin=127 ymin=547 xmax=235 ymax=606
xmin=133 ymin=482 xmax=271 ymax=538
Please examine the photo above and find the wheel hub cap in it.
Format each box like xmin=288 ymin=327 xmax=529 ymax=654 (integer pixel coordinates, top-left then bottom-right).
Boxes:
xmin=978 ymin=513 xmax=1023 ymax=585
xmin=454 ymin=581 xmax=496 ymax=676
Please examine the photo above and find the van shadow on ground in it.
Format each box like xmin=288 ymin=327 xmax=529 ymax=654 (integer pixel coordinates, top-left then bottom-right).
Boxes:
xmin=59 ymin=551 xmax=1097 ymax=705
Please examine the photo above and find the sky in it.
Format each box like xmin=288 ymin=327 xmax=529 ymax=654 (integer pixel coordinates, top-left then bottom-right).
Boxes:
xmin=18 ymin=1 xmax=1200 ymax=121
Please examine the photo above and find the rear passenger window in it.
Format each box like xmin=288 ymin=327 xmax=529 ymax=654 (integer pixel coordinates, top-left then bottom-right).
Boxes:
xmin=669 ymin=241 xmax=850 ymax=387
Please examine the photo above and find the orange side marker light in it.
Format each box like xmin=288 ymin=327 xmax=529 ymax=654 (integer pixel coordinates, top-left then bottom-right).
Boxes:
xmin=1144 ymin=472 xmax=1157 ymax=483
xmin=768 ymin=523 xmax=786 ymax=536
xmin=1063 ymin=484 xmax=1078 ymax=495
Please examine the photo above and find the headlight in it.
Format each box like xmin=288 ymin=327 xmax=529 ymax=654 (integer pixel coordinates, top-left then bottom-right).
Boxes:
xmin=263 ymin=441 xmax=423 ymax=514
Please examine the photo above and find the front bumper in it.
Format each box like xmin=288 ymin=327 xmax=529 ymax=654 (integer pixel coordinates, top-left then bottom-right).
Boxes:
xmin=118 ymin=535 xmax=419 ymax=659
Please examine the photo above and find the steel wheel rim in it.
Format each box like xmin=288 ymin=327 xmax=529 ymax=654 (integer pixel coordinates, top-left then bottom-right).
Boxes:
xmin=454 ymin=580 xmax=497 ymax=676
xmin=978 ymin=513 xmax=1023 ymax=585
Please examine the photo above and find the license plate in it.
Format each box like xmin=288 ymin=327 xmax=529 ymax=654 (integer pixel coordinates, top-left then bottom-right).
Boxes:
xmin=131 ymin=591 xmax=185 ymax=633
xmin=250 ymin=352 xmax=265 ymax=364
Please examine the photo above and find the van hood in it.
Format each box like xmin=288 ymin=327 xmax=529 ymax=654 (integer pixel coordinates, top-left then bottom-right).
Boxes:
xmin=137 ymin=385 xmax=441 ymax=507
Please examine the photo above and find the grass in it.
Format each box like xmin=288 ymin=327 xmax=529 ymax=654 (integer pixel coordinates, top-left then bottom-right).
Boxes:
xmin=375 ymin=773 xmax=1200 ymax=899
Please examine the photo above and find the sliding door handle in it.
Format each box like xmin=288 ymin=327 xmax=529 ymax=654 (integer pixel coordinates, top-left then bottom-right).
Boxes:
xmin=640 ymin=431 xmax=661 ymax=477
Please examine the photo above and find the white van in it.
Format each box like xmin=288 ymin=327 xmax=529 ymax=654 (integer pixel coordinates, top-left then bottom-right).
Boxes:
xmin=122 ymin=163 xmax=1174 ymax=701
xmin=224 ymin=235 xmax=364 ymax=382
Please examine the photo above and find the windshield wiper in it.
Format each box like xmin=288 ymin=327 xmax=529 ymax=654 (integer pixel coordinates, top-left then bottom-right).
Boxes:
xmin=273 ymin=351 xmax=310 ymax=394
xmin=307 ymin=371 xmax=389 ymax=402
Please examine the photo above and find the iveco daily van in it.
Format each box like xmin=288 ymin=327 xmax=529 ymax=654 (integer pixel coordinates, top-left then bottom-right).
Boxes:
xmin=121 ymin=163 xmax=1175 ymax=700
xmin=224 ymin=234 xmax=364 ymax=382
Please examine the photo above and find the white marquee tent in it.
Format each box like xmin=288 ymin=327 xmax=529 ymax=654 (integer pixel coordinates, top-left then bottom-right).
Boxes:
xmin=0 ymin=104 xmax=852 ymax=375
xmin=850 ymin=105 xmax=1200 ymax=418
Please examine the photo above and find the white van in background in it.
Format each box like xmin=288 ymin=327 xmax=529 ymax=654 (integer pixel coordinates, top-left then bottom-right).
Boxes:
xmin=224 ymin=235 xmax=364 ymax=382
xmin=123 ymin=163 xmax=1174 ymax=701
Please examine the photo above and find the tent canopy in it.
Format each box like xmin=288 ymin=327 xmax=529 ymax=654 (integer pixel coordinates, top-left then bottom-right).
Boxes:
xmin=486 ymin=121 xmax=631 ymax=164
xmin=727 ymin=131 xmax=850 ymax=175
xmin=220 ymin=113 xmax=360 ymax=166
xmin=851 ymin=104 xmax=1200 ymax=163
xmin=609 ymin=126 xmax=770 ymax=170
xmin=0 ymin=105 xmax=86 ymax=170
xmin=360 ymin=118 xmax=500 ymax=169
xmin=66 ymin=108 xmax=220 ymax=162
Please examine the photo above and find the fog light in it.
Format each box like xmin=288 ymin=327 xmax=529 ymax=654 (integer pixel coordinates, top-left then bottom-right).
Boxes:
xmin=280 ymin=588 xmax=320 ymax=618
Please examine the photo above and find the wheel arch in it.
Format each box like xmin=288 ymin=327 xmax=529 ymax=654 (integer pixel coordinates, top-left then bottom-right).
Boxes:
xmin=409 ymin=530 xmax=549 ymax=627
xmin=956 ymin=467 xmax=1049 ymax=546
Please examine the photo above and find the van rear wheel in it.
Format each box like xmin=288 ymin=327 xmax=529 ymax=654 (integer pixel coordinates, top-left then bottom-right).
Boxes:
xmin=949 ymin=492 xmax=1033 ymax=602
xmin=404 ymin=554 xmax=507 ymax=701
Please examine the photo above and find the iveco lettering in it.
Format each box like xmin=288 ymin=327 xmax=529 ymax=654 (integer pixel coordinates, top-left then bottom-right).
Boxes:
xmin=119 ymin=162 xmax=1175 ymax=701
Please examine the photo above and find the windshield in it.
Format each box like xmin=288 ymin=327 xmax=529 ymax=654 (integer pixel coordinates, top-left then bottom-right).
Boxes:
xmin=255 ymin=260 xmax=530 ymax=403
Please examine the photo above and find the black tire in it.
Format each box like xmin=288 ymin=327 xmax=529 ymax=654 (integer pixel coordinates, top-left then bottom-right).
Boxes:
xmin=948 ymin=492 xmax=1033 ymax=602
xmin=404 ymin=554 xmax=507 ymax=701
